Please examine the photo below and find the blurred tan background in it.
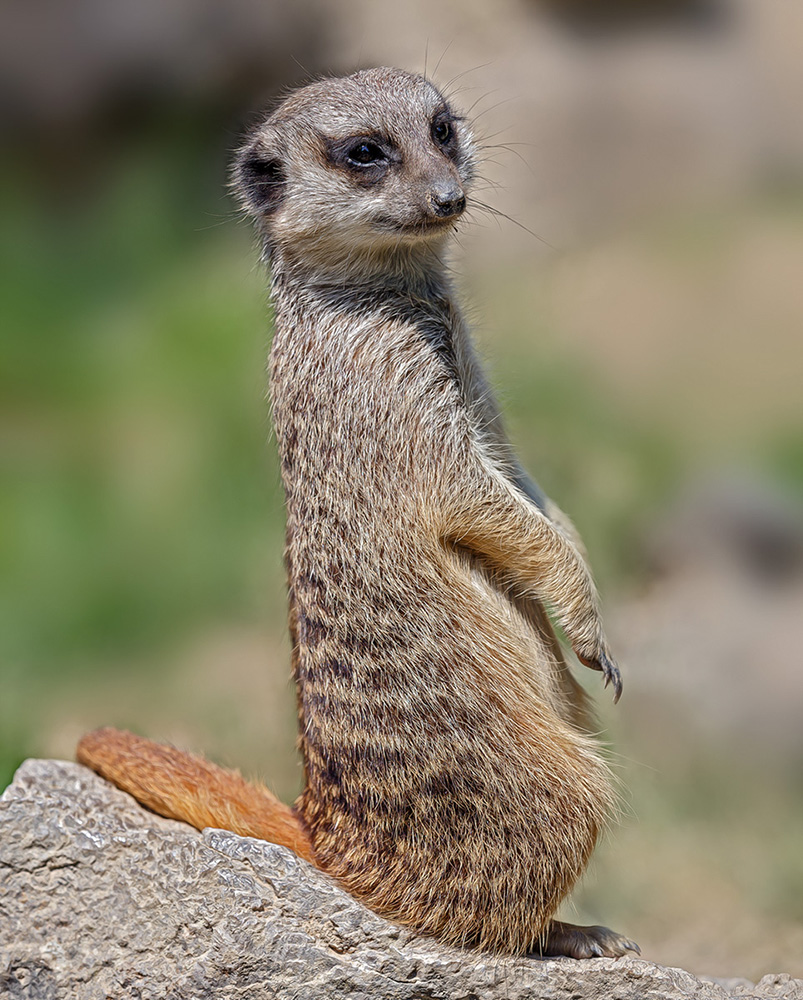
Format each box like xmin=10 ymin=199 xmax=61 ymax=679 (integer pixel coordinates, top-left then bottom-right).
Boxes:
xmin=2 ymin=0 xmax=802 ymax=982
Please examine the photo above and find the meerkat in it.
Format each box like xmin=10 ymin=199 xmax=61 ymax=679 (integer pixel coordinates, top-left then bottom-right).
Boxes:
xmin=77 ymin=67 xmax=638 ymax=959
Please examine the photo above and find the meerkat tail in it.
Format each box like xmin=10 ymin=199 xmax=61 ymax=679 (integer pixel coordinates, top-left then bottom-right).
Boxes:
xmin=76 ymin=728 xmax=315 ymax=863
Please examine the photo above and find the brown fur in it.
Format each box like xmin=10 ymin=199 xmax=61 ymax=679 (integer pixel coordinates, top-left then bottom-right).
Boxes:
xmin=77 ymin=68 xmax=635 ymax=958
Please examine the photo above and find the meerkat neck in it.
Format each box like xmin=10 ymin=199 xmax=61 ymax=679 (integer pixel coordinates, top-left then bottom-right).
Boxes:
xmin=267 ymin=240 xmax=454 ymax=303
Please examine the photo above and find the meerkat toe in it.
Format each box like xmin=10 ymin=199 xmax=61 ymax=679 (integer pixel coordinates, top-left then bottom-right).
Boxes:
xmin=577 ymin=649 xmax=623 ymax=703
xmin=539 ymin=921 xmax=640 ymax=959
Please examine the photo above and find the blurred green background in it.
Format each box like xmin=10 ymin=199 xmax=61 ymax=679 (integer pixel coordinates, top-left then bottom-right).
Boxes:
xmin=2 ymin=0 xmax=802 ymax=982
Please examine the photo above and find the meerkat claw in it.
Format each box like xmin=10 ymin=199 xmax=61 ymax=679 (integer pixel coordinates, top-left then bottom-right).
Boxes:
xmin=577 ymin=650 xmax=623 ymax=703
xmin=539 ymin=921 xmax=640 ymax=959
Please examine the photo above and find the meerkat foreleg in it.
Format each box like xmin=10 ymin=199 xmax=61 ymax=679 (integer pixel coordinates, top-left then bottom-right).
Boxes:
xmin=441 ymin=463 xmax=622 ymax=701
xmin=455 ymin=330 xmax=593 ymax=563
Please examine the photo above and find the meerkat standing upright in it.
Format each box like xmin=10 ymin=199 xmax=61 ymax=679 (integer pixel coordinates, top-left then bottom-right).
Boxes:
xmin=78 ymin=67 xmax=638 ymax=959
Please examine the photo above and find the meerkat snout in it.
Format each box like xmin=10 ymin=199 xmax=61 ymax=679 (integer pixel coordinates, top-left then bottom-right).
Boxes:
xmin=427 ymin=181 xmax=466 ymax=219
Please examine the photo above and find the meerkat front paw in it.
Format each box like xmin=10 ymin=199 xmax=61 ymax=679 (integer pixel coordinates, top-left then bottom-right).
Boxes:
xmin=576 ymin=648 xmax=623 ymax=703
xmin=537 ymin=920 xmax=640 ymax=959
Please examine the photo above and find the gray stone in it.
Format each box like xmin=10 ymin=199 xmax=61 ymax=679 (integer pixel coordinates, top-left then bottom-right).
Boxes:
xmin=1 ymin=759 xmax=800 ymax=1000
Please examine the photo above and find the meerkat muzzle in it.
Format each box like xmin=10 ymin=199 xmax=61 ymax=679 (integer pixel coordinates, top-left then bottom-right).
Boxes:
xmin=427 ymin=183 xmax=466 ymax=218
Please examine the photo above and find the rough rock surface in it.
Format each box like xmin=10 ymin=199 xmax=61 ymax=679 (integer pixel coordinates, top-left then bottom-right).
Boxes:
xmin=2 ymin=760 xmax=801 ymax=1000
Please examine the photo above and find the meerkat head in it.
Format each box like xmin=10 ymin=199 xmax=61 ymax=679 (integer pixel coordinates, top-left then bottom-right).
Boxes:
xmin=233 ymin=68 xmax=475 ymax=270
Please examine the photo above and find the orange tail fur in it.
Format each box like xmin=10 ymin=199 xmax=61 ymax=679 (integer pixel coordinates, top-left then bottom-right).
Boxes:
xmin=76 ymin=728 xmax=315 ymax=863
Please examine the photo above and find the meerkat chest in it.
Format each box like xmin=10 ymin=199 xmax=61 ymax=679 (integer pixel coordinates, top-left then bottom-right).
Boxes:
xmin=270 ymin=302 xmax=467 ymax=478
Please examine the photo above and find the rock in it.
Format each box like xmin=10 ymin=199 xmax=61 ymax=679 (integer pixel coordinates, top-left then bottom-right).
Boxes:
xmin=1 ymin=759 xmax=800 ymax=1000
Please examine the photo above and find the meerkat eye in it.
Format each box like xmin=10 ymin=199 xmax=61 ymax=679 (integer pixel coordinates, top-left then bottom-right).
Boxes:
xmin=346 ymin=141 xmax=386 ymax=166
xmin=431 ymin=120 xmax=452 ymax=145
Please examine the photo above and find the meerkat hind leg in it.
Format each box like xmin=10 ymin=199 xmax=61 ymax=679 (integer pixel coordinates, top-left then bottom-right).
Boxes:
xmin=537 ymin=920 xmax=640 ymax=959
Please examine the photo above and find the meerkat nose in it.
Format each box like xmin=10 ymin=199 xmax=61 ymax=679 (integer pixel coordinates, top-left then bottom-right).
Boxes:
xmin=428 ymin=185 xmax=466 ymax=219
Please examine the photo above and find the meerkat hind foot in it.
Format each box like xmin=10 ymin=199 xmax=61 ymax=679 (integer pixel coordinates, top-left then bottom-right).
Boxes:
xmin=536 ymin=920 xmax=640 ymax=959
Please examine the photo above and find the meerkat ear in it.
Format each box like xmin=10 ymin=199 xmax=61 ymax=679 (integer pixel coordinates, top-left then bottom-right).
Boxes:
xmin=233 ymin=134 xmax=287 ymax=218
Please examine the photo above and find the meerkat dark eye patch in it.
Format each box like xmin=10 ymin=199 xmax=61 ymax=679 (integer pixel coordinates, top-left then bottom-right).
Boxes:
xmin=326 ymin=135 xmax=395 ymax=186
xmin=237 ymin=153 xmax=287 ymax=216
xmin=431 ymin=120 xmax=451 ymax=144
xmin=430 ymin=107 xmax=461 ymax=159
xmin=346 ymin=141 xmax=386 ymax=166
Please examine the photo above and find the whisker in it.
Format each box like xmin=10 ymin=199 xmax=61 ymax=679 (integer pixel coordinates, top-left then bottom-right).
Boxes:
xmin=474 ymin=154 xmax=506 ymax=167
xmin=480 ymin=140 xmax=536 ymax=149
xmin=194 ymin=216 xmax=235 ymax=232
xmin=441 ymin=61 xmax=495 ymax=95
xmin=464 ymin=89 xmax=502 ymax=117
xmin=470 ymin=207 xmax=505 ymax=234
xmin=470 ymin=178 xmax=505 ymax=193
xmin=477 ymin=143 xmax=537 ymax=175
xmin=433 ymin=39 xmax=455 ymax=78
xmin=470 ymin=96 xmax=519 ymax=124
xmin=470 ymin=200 xmax=557 ymax=250
xmin=475 ymin=128 xmax=516 ymax=144
xmin=290 ymin=54 xmax=313 ymax=82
